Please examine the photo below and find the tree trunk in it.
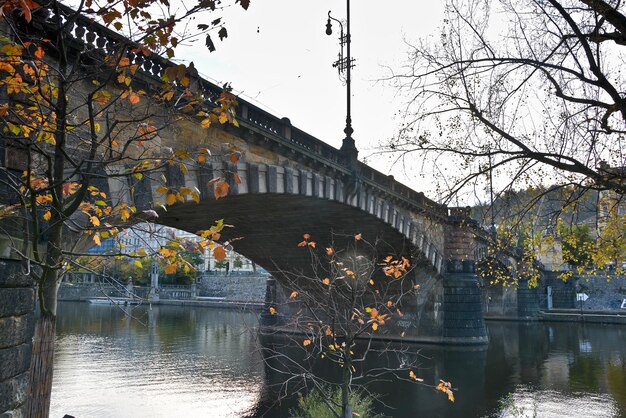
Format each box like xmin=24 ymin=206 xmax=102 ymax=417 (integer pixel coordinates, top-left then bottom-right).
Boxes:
xmin=342 ymin=350 xmax=352 ymax=418
xmin=25 ymin=313 xmax=56 ymax=418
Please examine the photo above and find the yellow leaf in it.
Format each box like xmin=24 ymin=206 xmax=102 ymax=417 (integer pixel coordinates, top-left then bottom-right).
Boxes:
xmin=372 ymin=322 xmax=378 ymax=331
xmin=134 ymin=260 xmax=143 ymax=268
xmin=166 ymin=193 xmax=177 ymax=205
xmin=90 ymin=216 xmax=100 ymax=226
xmin=369 ymin=279 xmax=375 ymax=285
xmin=303 ymin=339 xmax=311 ymax=347
xmin=155 ymin=186 xmax=169 ymax=194
xmin=93 ymin=234 xmax=101 ymax=246
xmin=201 ymin=118 xmax=211 ymax=129
xmin=409 ymin=371 xmax=423 ymax=382
xmin=43 ymin=211 xmax=51 ymax=221
xmin=269 ymin=306 xmax=277 ymax=315
xmin=218 ymin=112 xmax=229 ymax=124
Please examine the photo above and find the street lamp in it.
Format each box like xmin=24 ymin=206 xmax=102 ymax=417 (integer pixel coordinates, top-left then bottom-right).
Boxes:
xmin=326 ymin=1 xmax=357 ymax=166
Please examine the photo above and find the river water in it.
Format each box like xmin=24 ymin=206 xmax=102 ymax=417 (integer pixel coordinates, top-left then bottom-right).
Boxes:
xmin=50 ymin=302 xmax=626 ymax=417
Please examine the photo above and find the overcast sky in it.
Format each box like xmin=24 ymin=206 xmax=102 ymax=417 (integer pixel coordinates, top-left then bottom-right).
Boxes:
xmin=177 ymin=1 xmax=446 ymax=191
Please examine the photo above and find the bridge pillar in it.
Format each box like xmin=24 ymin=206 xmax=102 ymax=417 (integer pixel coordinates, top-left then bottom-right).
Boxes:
xmin=259 ymin=277 xmax=282 ymax=327
xmin=443 ymin=208 xmax=488 ymax=344
xmin=517 ymin=277 xmax=540 ymax=319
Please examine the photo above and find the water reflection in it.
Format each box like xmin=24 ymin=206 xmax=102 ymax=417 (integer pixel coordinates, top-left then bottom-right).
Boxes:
xmin=51 ymin=303 xmax=626 ymax=417
xmin=51 ymin=302 xmax=264 ymax=418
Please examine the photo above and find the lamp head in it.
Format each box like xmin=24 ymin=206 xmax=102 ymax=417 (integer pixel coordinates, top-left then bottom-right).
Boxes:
xmin=325 ymin=17 xmax=332 ymax=35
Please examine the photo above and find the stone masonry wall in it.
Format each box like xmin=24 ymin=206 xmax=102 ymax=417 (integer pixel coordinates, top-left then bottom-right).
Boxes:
xmin=0 ymin=259 xmax=34 ymax=418
xmin=197 ymin=274 xmax=267 ymax=302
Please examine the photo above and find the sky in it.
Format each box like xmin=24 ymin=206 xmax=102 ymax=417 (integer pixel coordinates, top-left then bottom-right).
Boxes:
xmin=175 ymin=1 xmax=446 ymax=193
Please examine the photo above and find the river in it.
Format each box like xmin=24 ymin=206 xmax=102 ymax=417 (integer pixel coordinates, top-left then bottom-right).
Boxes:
xmin=50 ymin=302 xmax=626 ymax=417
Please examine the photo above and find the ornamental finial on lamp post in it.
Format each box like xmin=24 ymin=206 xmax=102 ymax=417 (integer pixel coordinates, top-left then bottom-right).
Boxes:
xmin=326 ymin=1 xmax=358 ymax=167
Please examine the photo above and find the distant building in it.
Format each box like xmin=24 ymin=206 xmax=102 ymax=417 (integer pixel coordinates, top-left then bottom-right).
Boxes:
xmin=597 ymin=162 xmax=626 ymax=234
xmin=88 ymin=223 xmax=257 ymax=273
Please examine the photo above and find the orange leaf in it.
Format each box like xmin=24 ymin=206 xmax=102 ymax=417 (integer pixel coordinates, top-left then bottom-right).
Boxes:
xmin=93 ymin=234 xmax=101 ymax=246
xmin=355 ymin=233 xmax=362 ymax=241
xmin=34 ymin=47 xmax=44 ymax=59
xmin=303 ymin=233 xmax=311 ymax=240
xmin=43 ymin=211 xmax=51 ymax=221
xmin=297 ymin=241 xmax=307 ymax=247
xmin=208 ymin=177 xmax=221 ymax=186
xmin=324 ymin=328 xmax=332 ymax=336
xmin=326 ymin=247 xmax=334 ymax=256
xmin=129 ymin=92 xmax=140 ymax=104
xmin=289 ymin=291 xmax=298 ymax=299
xmin=322 ymin=278 xmax=330 ymax=286
xmin=233 ymin=173 xmax=241 ymax=184
xmin=308 ymin=241 xmax=316 ymax=248
xmin=303 ymin=339 xmax=311 ymax=347
xmin=229 ymin=153 xmax=239 ymax=164
xmin=164 ymin=264 xmax=177 ymax=274
xmin=213 ymin=246 xmax=226 ymax=262
xmin=214 ymin=181 xmax=229 ymax=200
xmin=372 ymin=322 xmax=378 ymax=331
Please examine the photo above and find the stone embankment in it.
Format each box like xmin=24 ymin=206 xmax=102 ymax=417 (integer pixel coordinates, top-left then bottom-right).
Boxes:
xmin=0 ymin=259 xmax=34 ymax=418
xmin=57 ymin=273 xmax=268 ymax=310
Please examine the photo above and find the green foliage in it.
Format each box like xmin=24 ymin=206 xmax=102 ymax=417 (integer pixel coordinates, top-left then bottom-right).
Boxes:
xmin=290 ymin=387 xmax=383 ymax=418
xmin=559 ymin=223 xmax=594 ymax=268
xmin=160 ymin=249 xmax=202 ymax=285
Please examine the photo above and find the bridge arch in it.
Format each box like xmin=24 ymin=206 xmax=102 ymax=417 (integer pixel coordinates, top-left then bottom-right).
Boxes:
xmin=120 ymin=162 xmax=445 ymax=277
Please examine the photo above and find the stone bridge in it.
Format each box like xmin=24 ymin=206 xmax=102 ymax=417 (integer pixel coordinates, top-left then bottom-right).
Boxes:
xmin=0 ymin=5 xmax=549 ymax=350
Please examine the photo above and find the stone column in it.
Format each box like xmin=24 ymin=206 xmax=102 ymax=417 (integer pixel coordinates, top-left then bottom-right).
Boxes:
xmin=0 ymin=259 xmax=35 ymax=418
xmin=516 ymin=259 xmax=541 ymax=319
xmin=443 ymin=208 xmax=488 ymax=344
xmin=148 ymin=262 xmax=159 ymax=302
xmin=259 ymin=277 xmax=281 ymax=327
xmin=517 ymin=277 xmax=540 ymax=319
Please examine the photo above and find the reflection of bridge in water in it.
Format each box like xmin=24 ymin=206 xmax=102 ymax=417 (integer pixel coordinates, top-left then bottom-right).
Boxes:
xmin=50 ymin=303 xmax=626 ymax=417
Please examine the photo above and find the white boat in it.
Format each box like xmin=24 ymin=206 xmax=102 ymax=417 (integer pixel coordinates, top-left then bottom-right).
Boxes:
xmin=86 ymin=297 xmax=140 ymax=305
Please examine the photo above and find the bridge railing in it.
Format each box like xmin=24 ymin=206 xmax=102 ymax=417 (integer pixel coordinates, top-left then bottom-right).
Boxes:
xmin=33 ymin=4 xmax=447 ymax=219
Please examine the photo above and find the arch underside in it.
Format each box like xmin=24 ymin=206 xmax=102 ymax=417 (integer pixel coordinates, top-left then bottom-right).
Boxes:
xmin=155 ymin=194 xmax=438 ymax=279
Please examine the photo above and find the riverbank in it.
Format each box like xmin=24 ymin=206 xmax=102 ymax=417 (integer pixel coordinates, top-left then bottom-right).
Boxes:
xmin=486 ymin=309 xmax=626 ymax=325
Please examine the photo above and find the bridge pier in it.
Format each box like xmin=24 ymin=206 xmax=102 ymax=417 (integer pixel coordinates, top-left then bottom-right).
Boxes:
xmin=517 ymin=277 xmax=540 ymax=319
xmin=443 ymin=208 xmax=489 ymax=344
xmin=259 ymin=277 xmax=283 ymax=327
xmin=443 ymin=261 xmax=488 ymax=344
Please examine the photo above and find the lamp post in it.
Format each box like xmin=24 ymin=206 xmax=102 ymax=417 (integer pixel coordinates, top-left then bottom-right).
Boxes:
xmin=326 ymin=1 xmax=358 ymax=166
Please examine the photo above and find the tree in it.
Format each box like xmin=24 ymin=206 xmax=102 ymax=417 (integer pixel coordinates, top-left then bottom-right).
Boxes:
xmin=387 ymin=0 xmax=625 ymax=206
xmin=0 ymin=1 xmax=250 ymax=415
xmin=261 ymin=233 xmax=454 ymax=418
